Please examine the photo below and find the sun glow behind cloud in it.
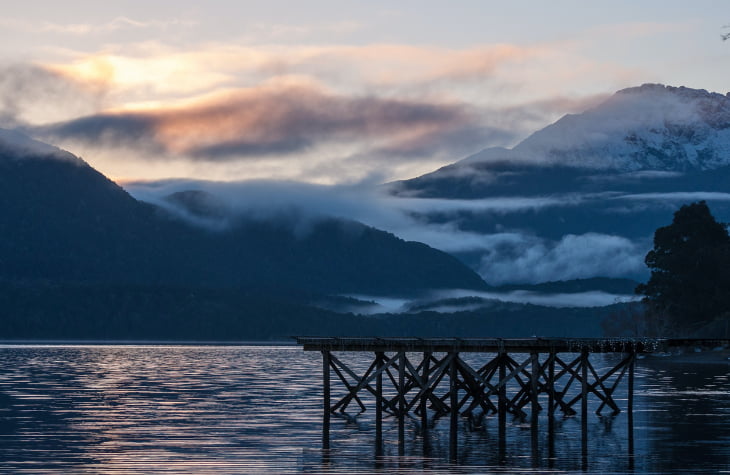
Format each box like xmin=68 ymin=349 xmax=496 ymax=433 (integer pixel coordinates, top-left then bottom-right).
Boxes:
xmin=49 ymin=43 xmax=536 ymax=97
xmin=48 ymin=51 xmax=235 ymax=99
xmin=18 ymin=40 xmax=635 ymax=183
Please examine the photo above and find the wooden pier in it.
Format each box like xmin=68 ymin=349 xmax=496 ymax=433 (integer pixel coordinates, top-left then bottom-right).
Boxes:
xmin=297 ymin=337 xmax=728 ymax=465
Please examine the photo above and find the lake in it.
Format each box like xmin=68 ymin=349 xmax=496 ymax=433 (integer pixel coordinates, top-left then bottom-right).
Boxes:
xmin=0 ymin=345 xmax=728 ymax=473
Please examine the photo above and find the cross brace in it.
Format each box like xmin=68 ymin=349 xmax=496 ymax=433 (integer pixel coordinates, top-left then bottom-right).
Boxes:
xmin=323 ymin=350 xmax=635 ymax=420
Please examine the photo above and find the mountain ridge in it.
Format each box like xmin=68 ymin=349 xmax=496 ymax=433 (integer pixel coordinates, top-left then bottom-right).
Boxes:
xmin=393 ymin=83 xmax=730 ymax=199
xmin=446 ymin=83 xmax=730 ymax=174
xmin=0 ymin=128 xmax=489 ymax=295
xmin=389 ymin=83 xmax=730 ymax=286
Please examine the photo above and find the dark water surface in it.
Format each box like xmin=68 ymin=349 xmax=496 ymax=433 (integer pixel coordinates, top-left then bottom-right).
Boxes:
xmin=0 ymin=345 xmax=728 ymax=474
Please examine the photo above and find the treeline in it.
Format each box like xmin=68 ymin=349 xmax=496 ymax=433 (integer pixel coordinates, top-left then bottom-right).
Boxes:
xmin=0 ymin=282 xmax=609 ymax=341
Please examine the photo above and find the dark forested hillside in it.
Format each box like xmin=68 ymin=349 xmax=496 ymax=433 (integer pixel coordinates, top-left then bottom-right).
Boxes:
xmin=0 ymin=132 xmax=487 ymax=296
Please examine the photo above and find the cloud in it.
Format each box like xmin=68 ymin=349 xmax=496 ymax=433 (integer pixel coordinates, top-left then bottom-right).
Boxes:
xmin=494 ymin=93 xmax=610 ymax=135
xmin=0 ymin=128 xmax=82 ymax=164
xmin=339 ymin=288 xmax=638 ymax=314
xmin=40 ymin=113 xmax=158 ymax=149
xmin=125 ymin=178 xmax=512 ymax=255
xmin=49 ymin=43 xmax=534 ymax=96
xmin=124 ymin=178 xmax=650 ymax=288
xmin=17 ymin=37 xmax=636 ymax=183
xmin=48 ymin=52 xmax=237 ymax=100
xmin=466 ymin=290 xmax=639 ymax=308
xmin=306 ymin=43 xmax=535 ymax=90
xmin=125 ymin=178 xmax=395 ymax=225
xmin=0 ymin=16 xmax=196 ymax=36
xmin=248 ymin=21 xmax=363 ymax=41
xmin=41 ymin=43 xmax=538 ymax=109
xmin=425 ymin=288 xmax=638 ymax=309
xmin=477 ymin=232 xmax=645 ymax=285
xmin=124 ymin=178 xmax=586 ymax=235
xmin=35 ymin=82 xmax=491 ymax=165
xmin=589 ymin=21 xmax=694 ymax=40
xmin=617 ymin=192 xmax=730 ymax=202
xmin=388 ymin=195 xmax=585 ymax=215
xmin=0 ymin=64 xmax=104 ymax=127
xmin=28 ymin=78 xmax=608 ymax=183
xmin=45 ymin=41 xmax=627 ymax=117
xmin=7 ymin=34 xmax=642 ymax=185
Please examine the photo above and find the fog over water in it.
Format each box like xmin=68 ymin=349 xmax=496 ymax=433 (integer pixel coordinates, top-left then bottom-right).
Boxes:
xmin=346 ymin=290 xmax=639 ymax=315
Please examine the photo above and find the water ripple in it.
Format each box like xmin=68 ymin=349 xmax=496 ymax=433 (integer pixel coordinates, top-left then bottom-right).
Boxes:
xmin=0 ymin=346 xmax=727 ymax=473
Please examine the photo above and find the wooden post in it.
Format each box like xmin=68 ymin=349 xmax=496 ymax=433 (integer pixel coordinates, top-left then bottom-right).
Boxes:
xmin=323 ymin=350 xmax=331 ymax=450
xmin=531 ymin=351 xmax=540 ymax=421
xmin=547 ymin=351 xmax=556 ymax=466
xmin=498 ymin=350 xmax=507 ymax=463
xmin=581 ymin=349 xmax=589 ymax=469
xmin=398 ymin=352 xmax=406 ymax=456
xmin=375 ymin=351 xmax=384 ymax=456
xmin=421 ymin=351 xmax=430 ymax=433
xmin=531 ymin=351 xmax=539 ymax=465
xmin=628 ymin=350 xmax=634 ymax=417
xmin=449 ymin=352 xmax=458 ymax=463
xmin=628 ymin=350 xmax=635 ymax=470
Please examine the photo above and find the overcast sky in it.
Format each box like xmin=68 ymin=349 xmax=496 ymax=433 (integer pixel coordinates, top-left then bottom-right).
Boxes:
xmin=1 ymin=1 xmax=729 ymax=184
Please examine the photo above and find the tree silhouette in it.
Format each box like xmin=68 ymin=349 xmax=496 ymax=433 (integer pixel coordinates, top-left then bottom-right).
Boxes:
xmin=636 ymin=201 xmax=730 ymax=335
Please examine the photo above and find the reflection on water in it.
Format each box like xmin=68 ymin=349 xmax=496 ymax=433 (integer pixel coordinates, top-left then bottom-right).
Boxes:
xmin=0 ymin=345 xmax=727 ymax=473
xmin=638 ymin=359 xmax=730 ymax=473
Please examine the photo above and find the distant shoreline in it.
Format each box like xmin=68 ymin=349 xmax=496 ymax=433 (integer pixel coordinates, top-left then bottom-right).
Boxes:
xmin=640 ymin=347 xmax=730 ymax=365
xmin=2 ymin=341 xmax=728 ymax=362
xmin=0 ymin=339 xmax=298 ymax=346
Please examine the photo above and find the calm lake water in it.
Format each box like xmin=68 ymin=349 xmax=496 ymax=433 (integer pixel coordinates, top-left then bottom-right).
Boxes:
xmin=0 ymin=345 xmax=728 ymax=474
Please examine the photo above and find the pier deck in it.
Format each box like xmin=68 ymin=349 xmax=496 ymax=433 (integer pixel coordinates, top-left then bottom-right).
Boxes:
xmin=298 ymin=336 xmax=670 ymax=353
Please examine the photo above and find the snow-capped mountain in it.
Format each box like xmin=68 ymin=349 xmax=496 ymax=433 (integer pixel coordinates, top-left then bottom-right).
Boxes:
xmin=463 ymin=84 xmax=730 ymax=172
xmin=388 ymin=84 xmax=730 ymax=286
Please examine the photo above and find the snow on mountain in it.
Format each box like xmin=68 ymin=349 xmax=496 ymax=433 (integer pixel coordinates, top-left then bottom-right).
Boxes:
xmin=387 ymin=84 xmax=730 ymax=287
xmin=463 ymin=84 xmax=730 ymax=172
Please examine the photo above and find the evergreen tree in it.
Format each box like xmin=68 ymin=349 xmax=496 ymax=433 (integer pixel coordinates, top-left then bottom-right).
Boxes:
xmin=636 ymin=201 xmax=730 ymax=335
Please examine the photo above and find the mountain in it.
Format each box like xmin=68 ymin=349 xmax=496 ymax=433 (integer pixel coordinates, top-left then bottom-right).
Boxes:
xmin=0 ymin=129 xmax=488 ymax=313
xmin=389 ymin=84 xmax=730 ymax=285
xmin=394 ymin=84 xmax=730 ymax=197
xmin=502 ymin=84 xmax=730 ymax=171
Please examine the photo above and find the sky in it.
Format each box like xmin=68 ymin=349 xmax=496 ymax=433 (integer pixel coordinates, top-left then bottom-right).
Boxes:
xmin=1 ymin=1 xmax=729 ymax=184
xmin=2 ymin=1 xmax=730 ymax=290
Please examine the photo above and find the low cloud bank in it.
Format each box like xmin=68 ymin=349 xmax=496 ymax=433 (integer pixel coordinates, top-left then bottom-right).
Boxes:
xmin=476 ymin=232 xmax=646 ymax=285
xmin=618 ymin=191 xmax=730 ymax=202
xmin=125 ymin=179 xmax=655 ymax=287
xmin=343 ymin=288 xmax=639 ymax=315
xmin=446 ymin=289 xmax=639 ymax=308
